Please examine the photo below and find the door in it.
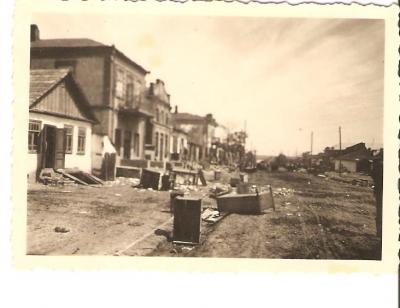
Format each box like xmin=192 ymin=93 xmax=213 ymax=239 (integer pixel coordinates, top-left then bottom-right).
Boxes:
xmin=40 ymin=125 xmax=56 ymax=169
xmin=54 ymin=128 xmax=65 ymax=170
xmin=39 ymin=125 xmax=65 ymax=170
xmin=123 ymin=131 xmax=132 ymax=159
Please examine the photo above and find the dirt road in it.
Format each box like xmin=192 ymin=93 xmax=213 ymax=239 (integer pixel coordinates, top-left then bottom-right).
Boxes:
xmin=27 ymin=183 xmax=173 ymax=255
xmin=150 ymin=171 xmax=381 ymax=259
xmin=27 ymin=171 xmax=381 ymax=259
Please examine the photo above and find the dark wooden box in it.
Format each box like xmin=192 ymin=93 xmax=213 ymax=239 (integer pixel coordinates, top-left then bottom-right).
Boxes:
xmin=216 ymin=191 xmax=274 ymax=214
xmin=140 ymin=168 xmax=161 ymax=190
xmin=173 ymin=197 xmax=201 ymax=245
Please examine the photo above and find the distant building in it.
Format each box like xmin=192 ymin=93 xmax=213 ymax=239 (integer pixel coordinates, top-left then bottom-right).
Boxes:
xmin=333 ymin=142 xmax=374 ymax=173
xmin=28 ymin=69 xmax=97 ymax=181
xmin=144 ymin=79 xmax=173 ymax=162
xmin=210 ymin=124 xmax=229 ymax=164
xmin=30 ymin=25 xmax=151 ymax=175
xmin=172 ymin=110 xmax=218 ymax=162
xmin=171 ymin=126 xmax=189 ymax=162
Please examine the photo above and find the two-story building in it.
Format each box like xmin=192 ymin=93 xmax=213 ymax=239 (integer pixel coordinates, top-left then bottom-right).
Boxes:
xmin=172 ymin=109 xmax=218 ymax=163
xmin=30 ymin=24 xmax=152 ymax=178
xmin=143 ymin=79 xmax=173 ymax=162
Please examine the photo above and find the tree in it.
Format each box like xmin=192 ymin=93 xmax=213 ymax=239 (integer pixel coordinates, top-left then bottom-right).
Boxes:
xmin=276 ymin=153 xmax=287 ymax=167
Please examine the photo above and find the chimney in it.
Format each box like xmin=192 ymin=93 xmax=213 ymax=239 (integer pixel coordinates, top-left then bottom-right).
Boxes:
xmin=30 ymin=24 xmax=40 ymax=42
xmin=174 ymin=105 xmax=178 ymax=114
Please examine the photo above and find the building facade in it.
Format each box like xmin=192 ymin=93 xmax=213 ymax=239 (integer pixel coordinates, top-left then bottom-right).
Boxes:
xmin=144 ymin=79 xmax=173 ymax=162
xmin=171 ymin=127 xmax=189 ymax=162
xmin=172 ymin=110 xmax=217 ymax=163
xmin=30 ymin=25 xmax=151 ymax=174
xmin=333 ymin=143 xmax=373 ymax=173
xmin=28 ymin=69 xmax=97 ymax=181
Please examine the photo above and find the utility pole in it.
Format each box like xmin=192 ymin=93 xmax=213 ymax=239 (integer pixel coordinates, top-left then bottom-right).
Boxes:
xmin=310 ymin=131 xmax=313 ymax=155
xmin=310 ymin=131 xmax=313 ymax=168
xmin=339 ymin=126 xmax=342 ymax=176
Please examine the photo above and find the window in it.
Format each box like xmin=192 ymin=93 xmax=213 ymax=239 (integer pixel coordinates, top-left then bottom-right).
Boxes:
xmin=165 ymin=135 xmax=169 ymax=158
xmin=156 ymin=109 xmax=159 ymax=122
xmin=166 ymin=114 xmax=169 ymax=125
xmin=115 ymin=129 xmax=121 ymax=155
xmin=134 ymin=133 xmax=140 ymax=157
xmin=126 ymin=75 xmax=134 ymax=107
xmin=115 ymin=68 xmax=124 ymax=98
xmin=77 ymin=127 xmax=86 ymax=154
xmin=172 ymin=136 xmax=178 ymax=153
xmin=155 ymin=132 xmax=159 ymax=157
xmin=133 ymin=80 xmax=141 ymax=101
xmin=123 ymin=130 xmax=132 ymax=159
xmin=64 ymin=125 xmax=73 ymax=154
xmin=28 ymin=120 xmax=41 ymax=152
xmin=160 ymin=111 xmax=164 ymax=124
xmin=160 ymin=133 xmax=164 ymax=161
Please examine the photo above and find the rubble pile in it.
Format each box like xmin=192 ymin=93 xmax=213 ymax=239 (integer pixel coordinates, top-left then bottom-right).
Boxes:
xmin=273 ymin=187 xmax=294 ymax=198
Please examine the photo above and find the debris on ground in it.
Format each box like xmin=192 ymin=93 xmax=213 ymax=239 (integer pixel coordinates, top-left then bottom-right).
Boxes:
xmin=201 ymin=208 xmax=222 ymax=224
xmin=273 ymin=187 xmax=294 ymax=197
xmin=54 ymin=226 xmax=70 ymax=233
xmin=154 ymin=228 xmax=172 ymax=242
xmin=208 ymin=184 xmax=232 ymax=199
xmin=39 ymin=168 xmax=75 ymax=186
xmin=181 ymin=246 xmax=195 ymax=252
xmin=128 ymin=221 xmax=144 ymax=227
xmin=171 ymin=168 xmax=199 ymax=186
xmin=28 ymin=166 xmax=380 ymax=259
xmin=130 ymin=178 xmax=141 ymax=187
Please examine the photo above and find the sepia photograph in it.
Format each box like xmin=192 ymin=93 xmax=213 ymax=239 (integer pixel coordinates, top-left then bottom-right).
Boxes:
xmin=24 ymin=12 xmax=387 ymax=260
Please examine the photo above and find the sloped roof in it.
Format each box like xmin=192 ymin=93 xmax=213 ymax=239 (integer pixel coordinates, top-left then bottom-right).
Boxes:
xmin=31 ymin=38 xmax=149 ymax=74
xmin=335 ymin=148 xmax=373 ymax=161
xmin=173 ymin=112 xmax=205 ymax=122
xmin=30 ymin=68 xmax=70 ymax=105
xmin=30 ymin=69 xmax=97 ymax=123
xmin=31 ymin=38 xmax=105 ymax=48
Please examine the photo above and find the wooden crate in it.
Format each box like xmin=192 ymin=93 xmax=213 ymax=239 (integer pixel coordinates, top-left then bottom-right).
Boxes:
xmin=216 ymin=190 xmax=274 ymax=214
xmin=173 ymin=197 xmax=201 ymax=245
xmin=140 ymin=168 xmax=161 ymax=190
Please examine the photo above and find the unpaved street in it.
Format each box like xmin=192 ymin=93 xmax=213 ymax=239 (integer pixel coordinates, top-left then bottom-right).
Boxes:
xmin=27 ymin=171 xmax=381 ymax=259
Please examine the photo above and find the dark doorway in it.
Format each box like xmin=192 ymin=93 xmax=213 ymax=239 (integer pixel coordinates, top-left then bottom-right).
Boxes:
xmin=42 ymin=125 xmax=56 ymax=168
xmin=40 ymin=125 xmax=65 ymax=170
xmin=123 ymin=130 xmax=132 ymax=159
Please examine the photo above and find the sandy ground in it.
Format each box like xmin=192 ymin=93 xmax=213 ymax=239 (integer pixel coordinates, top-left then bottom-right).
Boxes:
xmin=27 ymin=170 xmax=381 ymax=259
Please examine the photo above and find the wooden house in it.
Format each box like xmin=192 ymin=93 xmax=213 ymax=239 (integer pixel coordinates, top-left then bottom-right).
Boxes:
xmin=28 ymin=69 xmax=97 ymax=182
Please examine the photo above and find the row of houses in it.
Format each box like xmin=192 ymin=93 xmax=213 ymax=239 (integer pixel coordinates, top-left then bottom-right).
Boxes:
xmin=28 ymin=25 xmax=230 ymax=182
xmin=306 ymin=142 xmax=381 ymax=174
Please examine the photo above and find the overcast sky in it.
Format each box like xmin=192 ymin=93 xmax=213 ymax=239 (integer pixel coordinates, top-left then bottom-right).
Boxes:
xmin=32 ymin=14 xmax=384 ymax=156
